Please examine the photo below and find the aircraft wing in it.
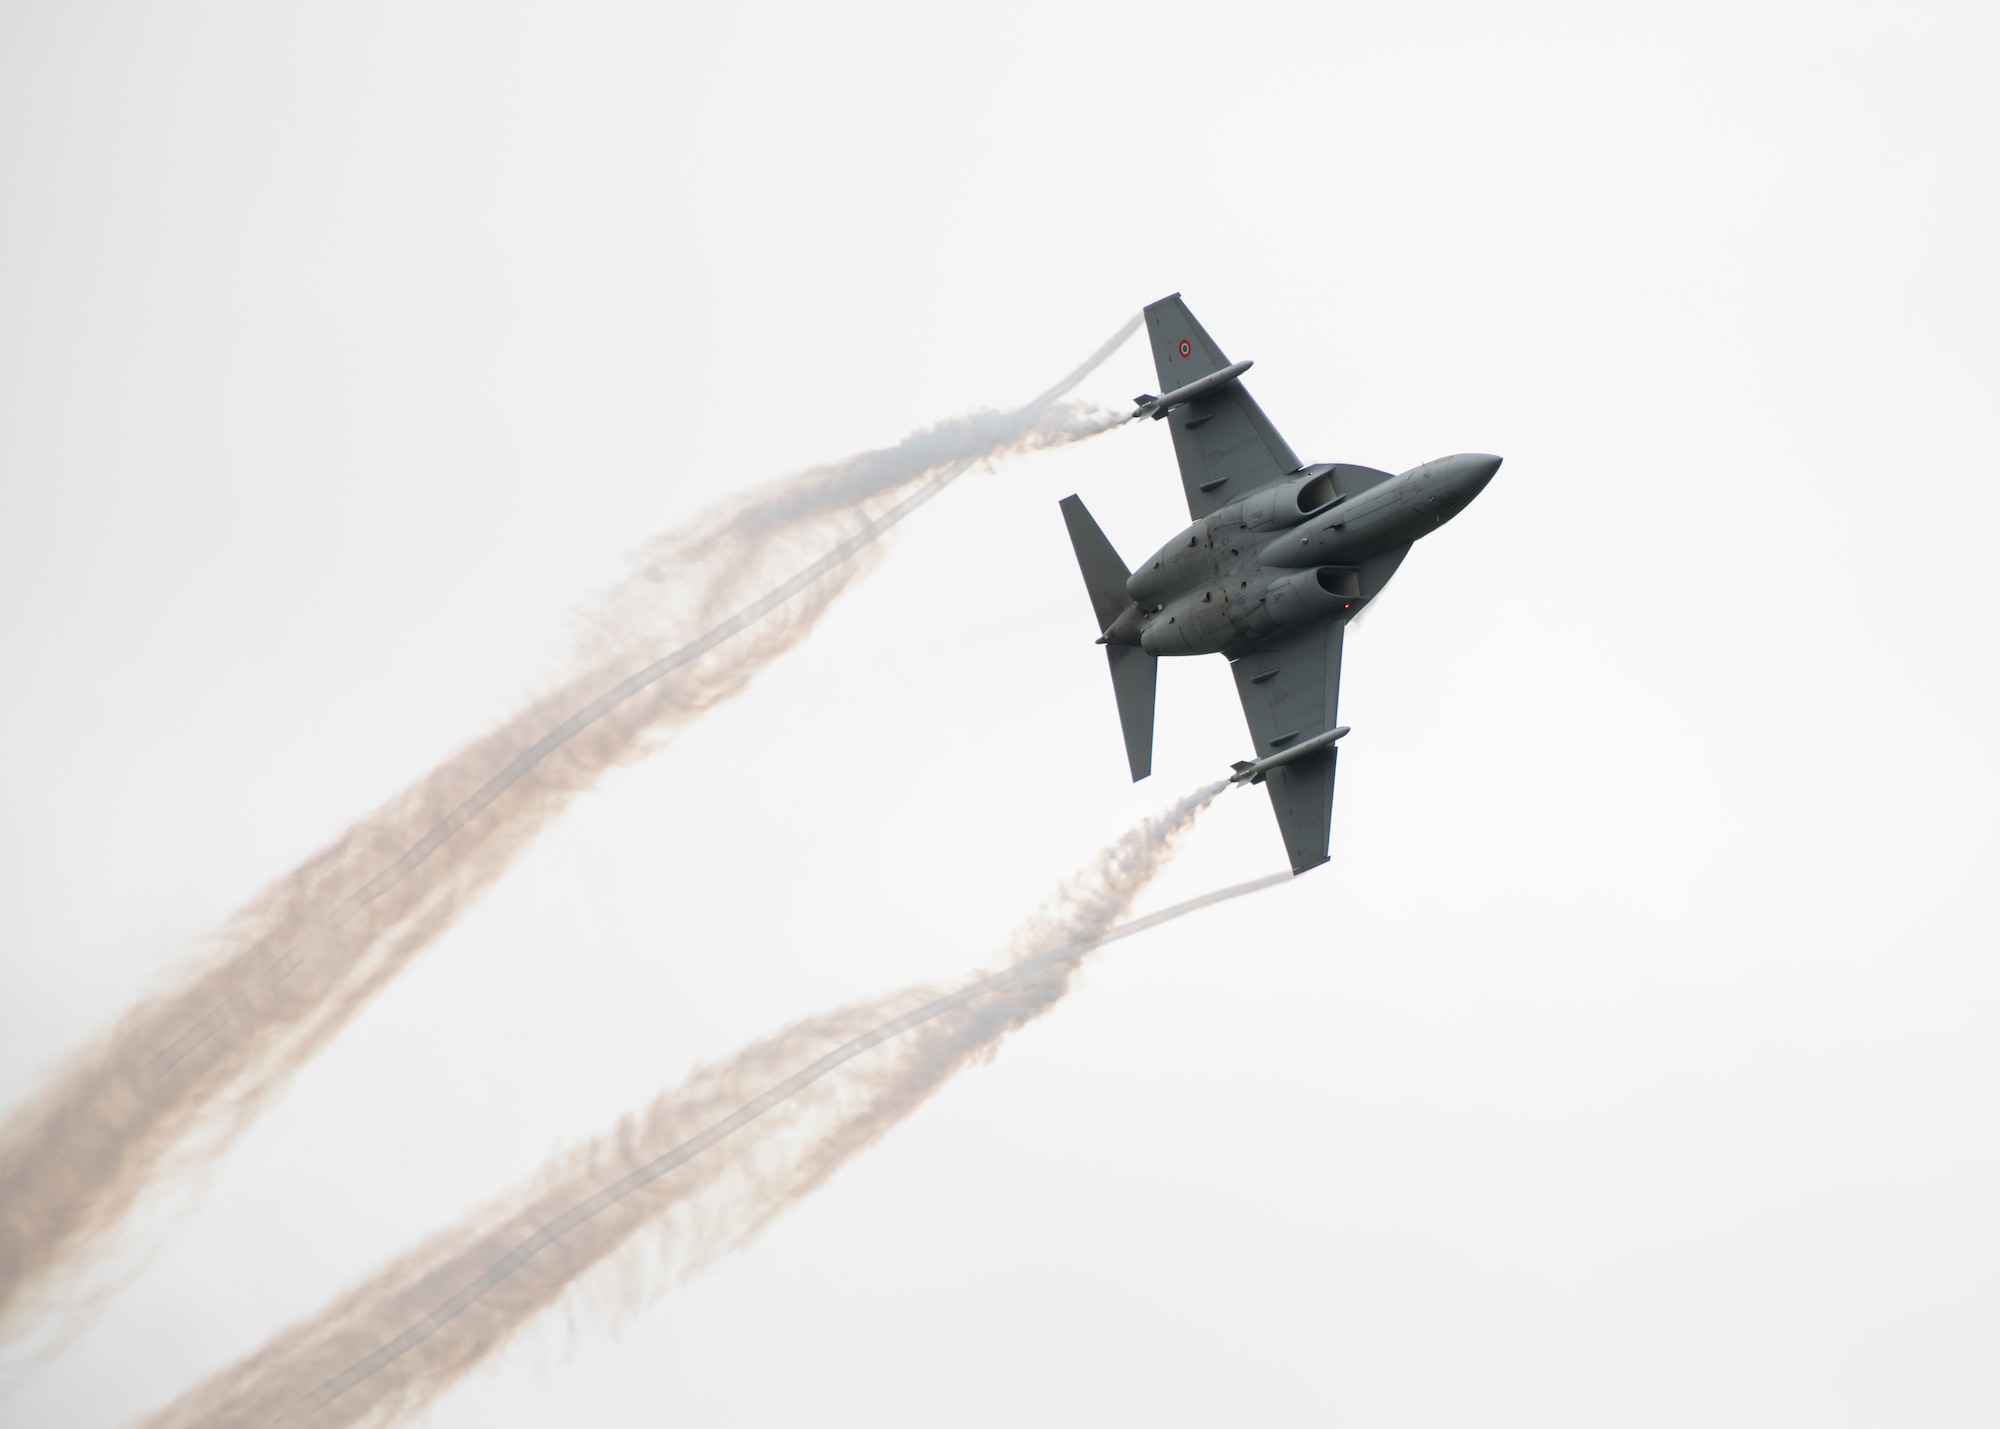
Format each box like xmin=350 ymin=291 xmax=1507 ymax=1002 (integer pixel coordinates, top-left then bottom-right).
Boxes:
xmin=1144 ymin=294 xmax=1302 ymax=521
xmin=1229 ymin=622 xmax=1345 ymax=875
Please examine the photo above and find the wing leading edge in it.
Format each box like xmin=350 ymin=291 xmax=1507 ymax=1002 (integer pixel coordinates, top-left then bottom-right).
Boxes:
xmin=1144 ymin=294 xmax=1300 ymax=521
xmin=1229 ymin=622 xmax=1345 ymax=875
xmin=1138 ymin=295 xmax=1412 ymax=872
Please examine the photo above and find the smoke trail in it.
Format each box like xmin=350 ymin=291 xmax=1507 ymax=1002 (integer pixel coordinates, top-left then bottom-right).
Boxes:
xmin=0 ymin=317 xmax=1143 ymax=1337
xmin=142 ymin=791 xmax=1271 ymax=1429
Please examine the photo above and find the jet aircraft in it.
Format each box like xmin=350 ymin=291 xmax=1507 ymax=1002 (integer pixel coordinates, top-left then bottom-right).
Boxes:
xmin=1060 ymin=294 xmax=1500 ymax=874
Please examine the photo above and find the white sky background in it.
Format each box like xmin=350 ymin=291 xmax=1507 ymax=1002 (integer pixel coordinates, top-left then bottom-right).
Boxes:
xmin=3 ymin=0 xmax=1998 ymax=1423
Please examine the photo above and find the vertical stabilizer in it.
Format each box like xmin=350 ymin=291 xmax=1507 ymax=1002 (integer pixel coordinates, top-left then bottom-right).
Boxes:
xmin=1058 ymin=495 xmax=1156 ymax=782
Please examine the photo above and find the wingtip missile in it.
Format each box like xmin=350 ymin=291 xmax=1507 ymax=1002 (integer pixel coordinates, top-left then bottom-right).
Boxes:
xmin=1229 ymin=725 xmax=1350 ymax=786
xmin=1130 ymin=359 xmax=1254 ymax=421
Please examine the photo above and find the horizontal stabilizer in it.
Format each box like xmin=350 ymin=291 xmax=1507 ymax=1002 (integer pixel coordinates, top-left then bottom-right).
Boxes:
xmin=1059 ymin=495 xmax=1155 ymax=782
xmin=1058 ymin=494 xmax=1133 ymax=635
xmin=1106 ymin=644 xmax=1156 ymax=782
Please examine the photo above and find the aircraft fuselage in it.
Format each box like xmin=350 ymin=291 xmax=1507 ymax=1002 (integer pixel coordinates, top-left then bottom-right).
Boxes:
xmin=1110 ymin=452 xmax=1501 ymax=658
xmin=1057 ymin=292 xmax=1500 ymax=873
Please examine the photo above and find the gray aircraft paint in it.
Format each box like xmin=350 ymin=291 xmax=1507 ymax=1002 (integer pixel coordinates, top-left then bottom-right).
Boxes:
xmin=1061 ymin=295 xmax=1500 ymax=875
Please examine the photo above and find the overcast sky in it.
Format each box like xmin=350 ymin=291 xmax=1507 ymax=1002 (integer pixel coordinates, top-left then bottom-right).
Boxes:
xmin=3 ymin=1 xmax=1998 ymax=1424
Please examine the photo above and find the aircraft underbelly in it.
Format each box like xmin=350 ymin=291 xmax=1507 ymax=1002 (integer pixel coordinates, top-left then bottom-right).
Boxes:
xmin=1140 ymin=586 xmax=1235 ymax=656
xmin=1067 ymin=294 xmax=1503 ymax=875
xmin=1282 ymin=506 xmax=1426 ymax=567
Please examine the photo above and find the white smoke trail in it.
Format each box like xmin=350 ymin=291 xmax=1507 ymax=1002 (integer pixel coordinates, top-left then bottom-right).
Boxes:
xmin=0 ymin=316 xmax=1143 ymax=1338
xmin=141 ymin=791 xmax=1274 ymax=1429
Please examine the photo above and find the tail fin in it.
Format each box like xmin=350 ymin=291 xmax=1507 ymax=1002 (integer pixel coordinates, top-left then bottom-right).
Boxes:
xmin=1059 ymin=494 xmax=1135 ymax=634
xmin=1058 ymin=495 xmax=1156 ymax=782
xmin=1103 ymin=645 xmax=1157 ymax=782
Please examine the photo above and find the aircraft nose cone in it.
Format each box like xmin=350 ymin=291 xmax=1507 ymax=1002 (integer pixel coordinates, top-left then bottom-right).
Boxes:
xmin=1452 ymin=452 xmax=1502 ymax=499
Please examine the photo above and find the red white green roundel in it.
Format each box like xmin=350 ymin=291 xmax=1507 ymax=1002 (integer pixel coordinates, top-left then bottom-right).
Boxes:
xmin=1178 ymin=339 xmax=1192 ymax=357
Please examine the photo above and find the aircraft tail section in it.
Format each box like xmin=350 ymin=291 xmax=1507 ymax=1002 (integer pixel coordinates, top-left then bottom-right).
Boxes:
xmin=1059 ymin=495 xmax=1155 ymax=782
xmin=1059 ymin=494 xmax=1134 ymax=633
xmin=1103 ymin=645 xmax=1157 ymax=783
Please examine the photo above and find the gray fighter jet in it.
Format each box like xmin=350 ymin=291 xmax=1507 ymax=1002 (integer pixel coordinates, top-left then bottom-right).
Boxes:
xmin=1060 ymin=294 xmax=1500 ymax=874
